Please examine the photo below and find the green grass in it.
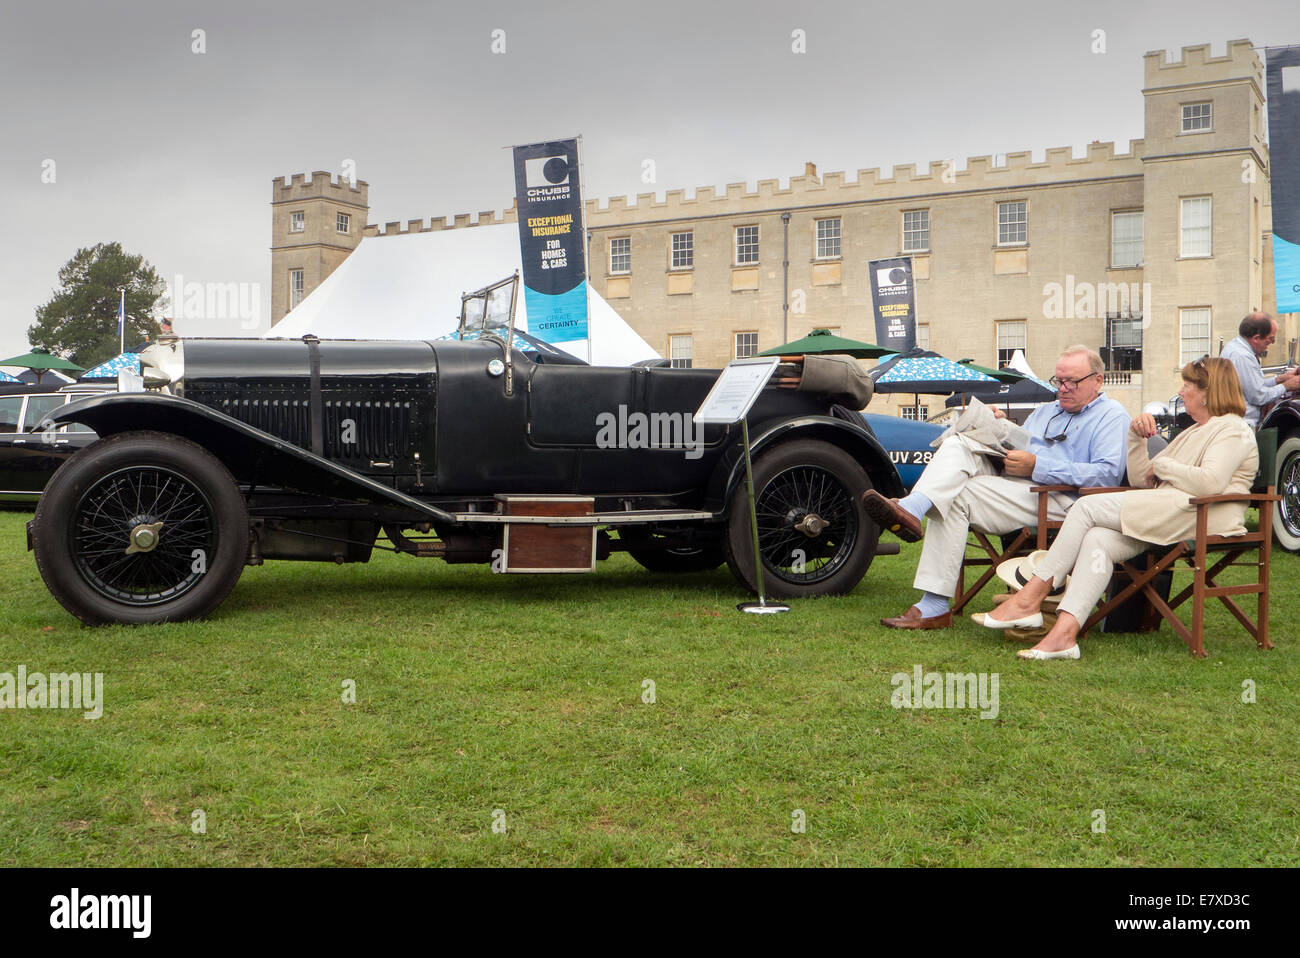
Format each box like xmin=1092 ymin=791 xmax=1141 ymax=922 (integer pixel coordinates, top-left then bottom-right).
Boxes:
xmin=0 ymin=507 xmax=1297 ymax=866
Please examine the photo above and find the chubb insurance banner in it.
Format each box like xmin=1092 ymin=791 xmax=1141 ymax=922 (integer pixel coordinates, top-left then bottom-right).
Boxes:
xmin=1268 ymin=46 xmax=1300 ymax=314
xmin=512 ymin=139 xmax=588 ymax=343
xmin=869 ymin=257 xmax=917 ymax=352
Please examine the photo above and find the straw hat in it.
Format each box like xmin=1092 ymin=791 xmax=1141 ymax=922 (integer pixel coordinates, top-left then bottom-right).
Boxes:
xmin=995 ymin=550 xmax=1068 ymax=597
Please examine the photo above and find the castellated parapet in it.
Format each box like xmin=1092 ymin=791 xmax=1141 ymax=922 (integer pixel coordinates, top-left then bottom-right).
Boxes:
xmin=272 ymin=170 xmax=369 ymax=205
xmin=1143 ymin=38 xmax=1263 ymax=89
xmin=359 ymin=139 xmax=1147 ymax=237
xmin=362 ymin=205 xmax=518 ymax=237
xmin=583 ymin=141 xmax=1145 ymax=225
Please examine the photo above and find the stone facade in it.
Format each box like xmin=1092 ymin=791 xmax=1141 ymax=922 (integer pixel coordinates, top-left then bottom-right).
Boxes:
xmin=272 ymin=40 xmax=1286 ymax=416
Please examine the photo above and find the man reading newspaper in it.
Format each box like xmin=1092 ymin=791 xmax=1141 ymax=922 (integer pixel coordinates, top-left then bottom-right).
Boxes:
xmin=863 ymin=346 xmax=1129 ymax=630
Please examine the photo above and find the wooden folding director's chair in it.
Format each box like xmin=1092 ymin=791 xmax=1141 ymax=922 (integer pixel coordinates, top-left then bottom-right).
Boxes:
xmin=951 ymin=485 xmax=1069 ymax=614
xmin=1073 ymin=429 xmax=1279 ymax=657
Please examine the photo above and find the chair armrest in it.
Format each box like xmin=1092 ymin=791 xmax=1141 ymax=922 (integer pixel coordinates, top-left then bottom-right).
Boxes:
xmin=1030 ymin=484 xmax=1078 ymax=494
xmin=1077 ymin=486 xmax=1133 ymax=496
xmin=1188 ymin=491 xmax=1282 ymax=505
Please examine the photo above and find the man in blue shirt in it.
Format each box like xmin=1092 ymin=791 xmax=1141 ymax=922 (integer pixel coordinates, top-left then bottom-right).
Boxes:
xmin=1221 ymin=312 xmax=1299 ymax=428
xmin=864 ymin=346 xmax=1129 ymax=629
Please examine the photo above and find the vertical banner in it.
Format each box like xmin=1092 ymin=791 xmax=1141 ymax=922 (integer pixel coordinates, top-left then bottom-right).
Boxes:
xmin=1267 ymin=47 xmax=1300 ymax=314
xmin=512 ymin=139 xmax=588 ymax=343
xmin=869 ymin=256 xmax=917 ymax=352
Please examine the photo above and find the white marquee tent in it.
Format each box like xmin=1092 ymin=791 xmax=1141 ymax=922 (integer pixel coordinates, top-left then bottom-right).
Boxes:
xmin=266 ymin=223 xmax=659 ymax=366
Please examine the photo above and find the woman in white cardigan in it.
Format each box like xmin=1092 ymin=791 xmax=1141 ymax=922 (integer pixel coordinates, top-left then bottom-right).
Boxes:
xmin=973 ymin=357 xmax=1258 ymax=660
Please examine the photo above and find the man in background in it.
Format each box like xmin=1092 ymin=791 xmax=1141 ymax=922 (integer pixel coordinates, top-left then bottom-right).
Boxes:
xmin=1222 ymin=312 xmax=1300 ymax=428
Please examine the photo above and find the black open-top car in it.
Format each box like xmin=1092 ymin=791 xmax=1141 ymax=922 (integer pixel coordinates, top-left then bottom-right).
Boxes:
xmin=29 ymin=335 xmax=902 ymax=624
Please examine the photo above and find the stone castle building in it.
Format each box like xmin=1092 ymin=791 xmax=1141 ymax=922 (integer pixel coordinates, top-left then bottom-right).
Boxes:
xmin=272 ymin=39 xmax=1287 ymax=416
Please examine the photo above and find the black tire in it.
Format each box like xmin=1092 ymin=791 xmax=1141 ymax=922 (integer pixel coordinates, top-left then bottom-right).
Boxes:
xmin=623 ymin=531 xmax=726 ymax=573
xmin=33 ymin=431 xmax=248 ymax=625
xmin=723 ymin=439 xmax=879 ymax=598
xmin=1273 ymin=435 xmax=1300 ymax=553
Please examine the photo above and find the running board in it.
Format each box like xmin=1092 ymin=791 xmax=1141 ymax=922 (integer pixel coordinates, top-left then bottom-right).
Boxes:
xmin=450 ymin=508 xmax=715 ymax=527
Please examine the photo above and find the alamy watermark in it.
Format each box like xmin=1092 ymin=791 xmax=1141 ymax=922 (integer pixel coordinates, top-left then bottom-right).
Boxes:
xmin=891 ymin=665 xmax=999 ymax=719
xmin=0 ymin=666 xmax=103 ymax=720
xmin=167 ymin=273 xmax=261 ymax=330
xmin=595 ymin=405 xmax=704 ymax=460
xmin=50 ymin=888 xmax=150 ymax=938
xmin=1042 ymin=275 xmax=1151 ymax=322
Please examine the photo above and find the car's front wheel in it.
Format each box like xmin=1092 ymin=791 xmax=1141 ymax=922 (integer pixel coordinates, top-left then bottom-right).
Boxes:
xmin=1273 ymin=435 xmax=1300 ymax=553
xmin=33 ymin=431 xmax=249 ymax=625
xmin=723 ymin=438 xmax=879 ymax=598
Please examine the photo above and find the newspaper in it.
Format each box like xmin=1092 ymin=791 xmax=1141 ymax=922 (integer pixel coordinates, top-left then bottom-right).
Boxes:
xmin=929 ymin=397 xmax=1030 ymax=458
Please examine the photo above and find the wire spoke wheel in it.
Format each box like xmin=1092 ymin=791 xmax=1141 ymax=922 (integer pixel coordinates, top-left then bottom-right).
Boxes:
xmin=725 ymin=439 xmax=879 ymax=598
xmin=33 ymin=431 xmax=248 ymax=625
xmin=1271 ymin=437 xmax=1300 ymax=553
xmin=71 ymin=466 xmax=217 ymax=605
xmin=754 ymin=464 xmax=857 ymax=584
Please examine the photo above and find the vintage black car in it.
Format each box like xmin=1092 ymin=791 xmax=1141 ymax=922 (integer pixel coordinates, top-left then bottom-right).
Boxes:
xmin=30 ymin=335 xmax=903 ymax=624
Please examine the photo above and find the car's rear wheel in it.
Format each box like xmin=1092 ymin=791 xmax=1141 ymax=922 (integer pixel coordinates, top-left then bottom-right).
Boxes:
xmin=723 ymin=439 xmax=879 ymax=598
xmin=1273 ymin=436 xmax=1300 ymax=553
xmin=33 ymin=431 xmax=248 ymax=625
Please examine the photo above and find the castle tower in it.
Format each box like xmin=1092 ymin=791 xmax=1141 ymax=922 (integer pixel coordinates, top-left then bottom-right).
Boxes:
xmin=270 ymin=172 xmax=370 ymax=323
xmin=1140 ymin=39 xmax=1269 ymax=395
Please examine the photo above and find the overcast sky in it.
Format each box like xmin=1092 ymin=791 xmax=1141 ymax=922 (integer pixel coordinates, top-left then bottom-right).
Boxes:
xmin=1 ymin=0 xmax=1296 ymax=359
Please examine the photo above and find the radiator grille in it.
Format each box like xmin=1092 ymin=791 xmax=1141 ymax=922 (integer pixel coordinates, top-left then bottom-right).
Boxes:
xmin=208 ymin=393 xmax=419 ymax=462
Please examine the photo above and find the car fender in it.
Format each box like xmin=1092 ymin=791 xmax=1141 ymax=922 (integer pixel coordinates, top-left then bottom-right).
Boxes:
xmin=50 ymin=392 xmax=454 ymax=522
xmin=1262 ymin=400 xmax=1300 ymax=438
xmin=704 ymin=414 xmax=904 ymax=514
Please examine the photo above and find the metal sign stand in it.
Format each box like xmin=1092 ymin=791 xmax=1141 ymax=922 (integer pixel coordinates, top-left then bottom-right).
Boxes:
xmin=692 ymin=356 xmax=790 ymax=616
xmin=737 ymin=417 xmax=790 ymax=615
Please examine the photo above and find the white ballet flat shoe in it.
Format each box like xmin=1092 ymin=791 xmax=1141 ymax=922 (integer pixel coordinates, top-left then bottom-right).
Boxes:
xmin=971 ymin=611 xmax=1043 ymax=630
xmin=1016 ymin=645 xmax=1081 ymax=660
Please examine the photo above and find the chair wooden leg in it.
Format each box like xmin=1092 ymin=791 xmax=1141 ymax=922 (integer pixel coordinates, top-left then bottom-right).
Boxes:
xmin=952 ymin=529 xmax=1030 ymax=614
xmin=1259 ymin=499 xmax=1274 ymax=651
xmin=1190 ymin=513 xmax=1208 ymax=658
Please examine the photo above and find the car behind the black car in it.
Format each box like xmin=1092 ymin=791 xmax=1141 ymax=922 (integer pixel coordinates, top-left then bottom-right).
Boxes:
xmin=1 ymin=382 xmax=109 ymax=504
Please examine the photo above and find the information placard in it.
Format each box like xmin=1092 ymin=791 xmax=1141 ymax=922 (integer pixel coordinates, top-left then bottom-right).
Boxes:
xmin=692 ymin=356 xmax=780 ymax=425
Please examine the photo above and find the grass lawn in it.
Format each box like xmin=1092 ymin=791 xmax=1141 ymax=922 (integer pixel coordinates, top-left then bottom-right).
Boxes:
xmin=0 ymin=506 xmax=1296 ymax=867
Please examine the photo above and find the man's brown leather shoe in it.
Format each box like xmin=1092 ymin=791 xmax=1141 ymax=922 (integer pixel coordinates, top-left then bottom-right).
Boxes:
xmin=862 ymin=489 xmax=924 ymax=542
xmin=880 ymin=605 xmax=952 ymax=629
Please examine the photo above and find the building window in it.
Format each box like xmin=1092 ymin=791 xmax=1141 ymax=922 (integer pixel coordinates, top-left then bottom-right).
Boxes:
xmin=995 ymin=320 xmax=1027 ymax=368
xmin=1181 ymin=102 xmax=1213 ymax=133
xmin=815 ymin=218 xmax=841 ymax=259
xmin=336 ymin=212 xmax=350 ymax=234
xmin=734 ymin=331 xmax=758 ymax=358
xmin=1104 ymin=314 xmax=1143 ymax=371
xmin=997 ymin=202 xmax=1027 ymax=246
xmin=735 ymin=225 xmax=759 ymax=265
xmin=670 ymin=231 xmax=693 ymax=270
xmin=669 ymin=334 xmax=693 ymax=369
xmin=916 ymin=324 xmax=930 ymax=350
xmin=289 ymin=269 xmax=305 ymax=309
xmin=902 ymin=210 xmax=930 ymax=252
xmin=1180 ymin=197 xmax=1212 ymax=258
xmin=609 ymin=236 xmax=631 ymax=274
xmin=899 ymin=405 xmax=929 ymax=421
xmin=1179 ymin=308 xmax=1211 ymax=366
xmin=290 ymin=211 xmax=305 ymax=233
xmin=1110 ymin=211 xmax=1143 ymax=268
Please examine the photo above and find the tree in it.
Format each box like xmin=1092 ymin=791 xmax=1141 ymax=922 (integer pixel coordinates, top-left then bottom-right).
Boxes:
xmin=27 ymin=242 xmax=167 ymax=369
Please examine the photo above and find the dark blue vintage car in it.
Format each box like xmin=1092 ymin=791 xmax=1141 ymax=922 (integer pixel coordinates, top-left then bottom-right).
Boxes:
xmin=29 ymin=337 xmax=921 ymax=624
